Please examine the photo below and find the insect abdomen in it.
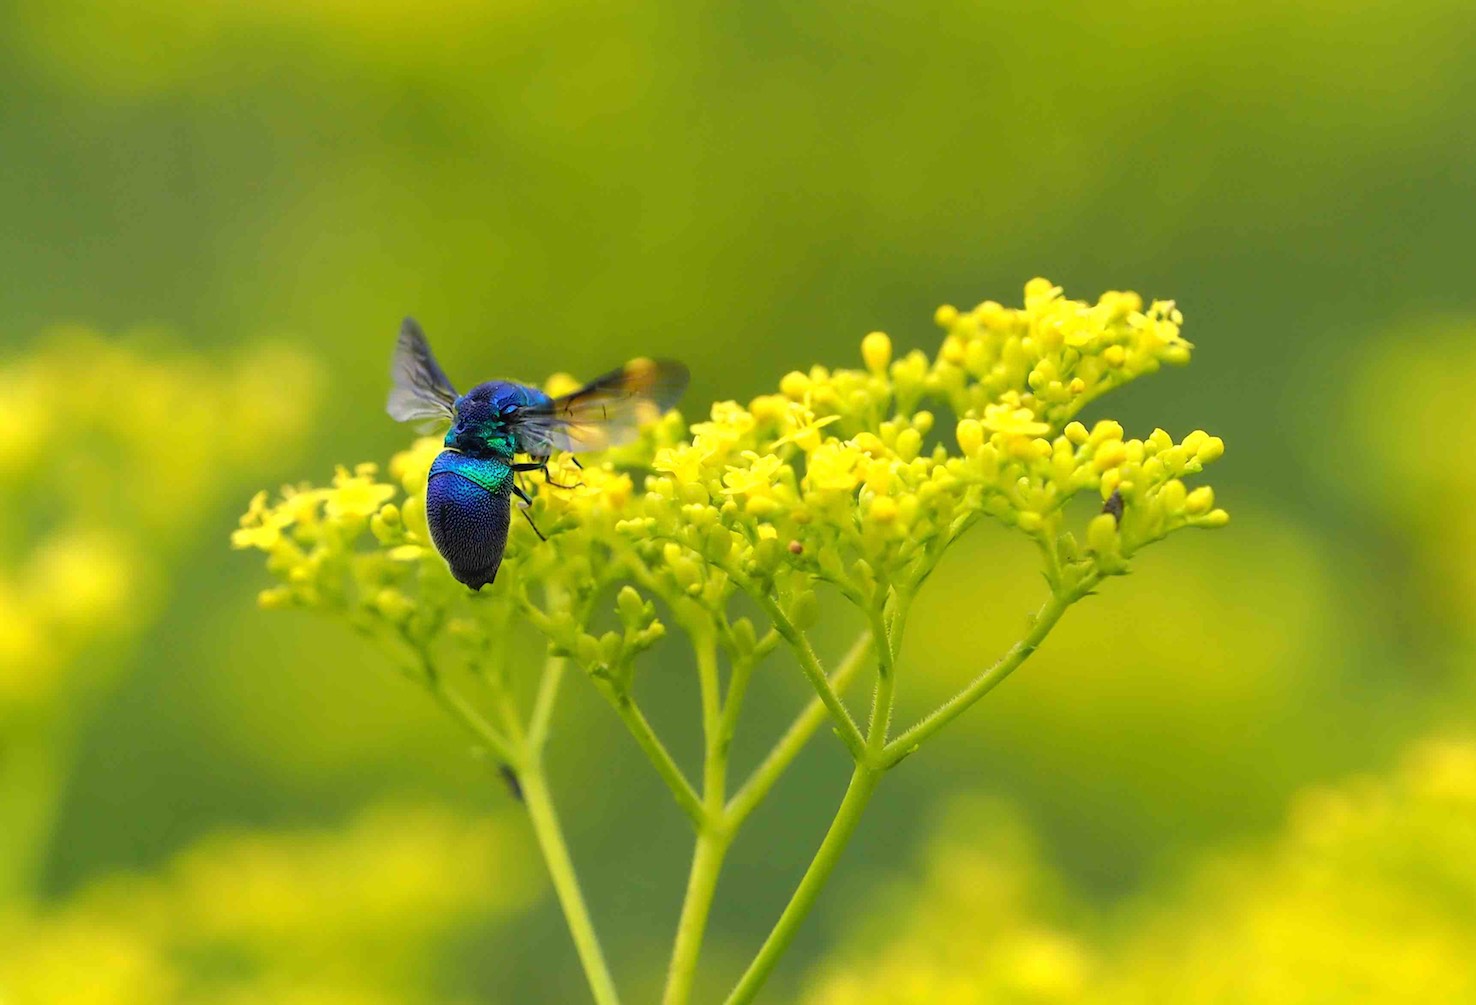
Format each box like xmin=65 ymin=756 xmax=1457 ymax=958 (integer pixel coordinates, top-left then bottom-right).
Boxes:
xmin=425 ymin=451 xmax=513 ymax=591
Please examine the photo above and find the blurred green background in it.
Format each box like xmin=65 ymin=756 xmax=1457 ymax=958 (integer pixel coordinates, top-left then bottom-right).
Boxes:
xmin=4 ymin=0 xmax=1476 ymax=1001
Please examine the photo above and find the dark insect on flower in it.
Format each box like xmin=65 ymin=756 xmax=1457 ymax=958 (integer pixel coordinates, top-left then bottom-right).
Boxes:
xmin=1102 ymin=488 xmax=1125 ymax=524
xmin=388 ymin=317 xmax=689 ymax=590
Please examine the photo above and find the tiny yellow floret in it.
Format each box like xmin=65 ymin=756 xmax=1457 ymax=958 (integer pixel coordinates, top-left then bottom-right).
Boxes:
xmin=861 ymin=331 xmax=892 ymax=375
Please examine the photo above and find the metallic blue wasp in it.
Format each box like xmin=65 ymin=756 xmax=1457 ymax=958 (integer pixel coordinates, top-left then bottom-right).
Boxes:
xmin=387 ymin=318 xmax=688 ymax=591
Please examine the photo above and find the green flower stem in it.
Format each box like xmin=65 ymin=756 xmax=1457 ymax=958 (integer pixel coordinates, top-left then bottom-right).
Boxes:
xmin=754 ymin=594 xmax=867 ymax=761
xmin=662 ymin=628 xmax=733 ymax=1005
xmin=695 ymin=628 xmax=725 ymax=798
xmin=864 ymin=604 xmax=902 ymax=755
xmin=519 ymin=763 xmax=624 ymax=1005
xmin=724 ymin=622 xmax=894 ymax=1005
xmin=428 ymin=657 xmax=622 ymax=1005
xmin=722 ymin=763 xmax=881 ymax=1005
xmin=424 ymin=676 xmax=518 ymax=768
xmin=527 ymin=654 xmax=567 ymax=749
xmin=718 ymin=652 xmax=756 ymax=756
xmin=881 ymin=575 xmax=1096 ymax=767
xmin=596 ymin=681 xmax=706 ymax=826
xmin=727 ymin=630 xmax=873 ymax=827
xmin=662 ymin=828 xmax=732 ymax=1005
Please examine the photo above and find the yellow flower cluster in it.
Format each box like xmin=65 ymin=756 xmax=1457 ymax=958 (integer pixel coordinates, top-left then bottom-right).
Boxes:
xmin=1 ymin=332 xmax=320 ymax=716
xmin=0 ymin=803 xmax=535 ymax=1005
xmin=236 ymin=281 xmax=1225 ymax=661
xmin=1102 ymin=737 xmax=1476 ymax=1003
xmin=0 ymin=331 xmax=319 ymax=904
xmin=802 ymin=735 xmax=1476 ymax=1005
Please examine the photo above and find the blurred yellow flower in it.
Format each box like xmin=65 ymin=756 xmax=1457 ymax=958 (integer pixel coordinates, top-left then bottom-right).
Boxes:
xmin=0 ymin=332 xmax=320 ymax=899
xmin=0 ymin=803 xmax=537 ymax=1004
xmin=805 ymin=734 xmax=1476 ymax=1005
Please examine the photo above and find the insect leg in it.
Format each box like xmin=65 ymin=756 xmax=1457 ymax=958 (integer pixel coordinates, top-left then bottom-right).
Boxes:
xmin=510 ymin=482 xmax=547 ymax=541
xmin=510 ymin=460 xmax=581 ymax=490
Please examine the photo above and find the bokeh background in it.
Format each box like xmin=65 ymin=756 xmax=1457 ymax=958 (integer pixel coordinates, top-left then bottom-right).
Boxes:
xmin=4 ymin=1 xmax=1476 ymax=1002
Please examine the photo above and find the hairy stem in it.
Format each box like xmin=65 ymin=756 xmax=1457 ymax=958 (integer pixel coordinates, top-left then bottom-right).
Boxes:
xmin=598 ymin=682 xmax=706 ymax=826
xmin=755 ymin=594 xmax=867 ymax=761
xmin=864 ymin=604 xmax=901 ymax=756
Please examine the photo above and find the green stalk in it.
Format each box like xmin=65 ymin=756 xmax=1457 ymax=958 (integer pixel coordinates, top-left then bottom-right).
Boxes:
xmin=520 ymin=763 xmax=623 ymax=1005
xmin=599 ymin=682 xmax=706 ymax=826
xmin=662 ymin=827 xmax=732 ymax=1005
xmin=725 ymin=614 xmax=897 ymax=1005
xmin=427 ymin=657 xmax=622 ymax=1005
xmin=662 ymin=629 xmax=731 ymax=1005
xmin=722 ymin=764 xmax=881 ymax=1005
xmin=755 ymin=594 xmax=867 ymax=761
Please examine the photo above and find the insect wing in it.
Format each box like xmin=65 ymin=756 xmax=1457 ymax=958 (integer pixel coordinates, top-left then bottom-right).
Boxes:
xmin=387 ymin=317 xmax=458 ymax=425
xmin=515 ymin=358 xmax=689 ymax=453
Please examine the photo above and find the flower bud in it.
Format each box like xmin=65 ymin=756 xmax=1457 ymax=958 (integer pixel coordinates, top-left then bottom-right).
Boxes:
xmin=617 ymin=585 xmax=646 ymax=624
xmin=1185 ymin=486 xmax=1215 ymax=515
xmin=956 ymin=419 xmax=984 ymax=456
xmin=1158 ymin=478 xmax=1187 ymax=513
xmin=790 ymin=590 xmax=820 ymax=630
xmin=869 ymin=496 xmax=899 ymax=525
xmin=1196 ymin=435 xmax=1225 ymax=463
xmin=1094 ymin=441 xmax=1128 ymax=472
xmin=780 ymin=371 xmax=810 ymax=400
xmin=896 ymin=428 xmax=922 ymax=462
xmin=1087 ymin=513 xmax=1119 ymax=554
xmin=861 ymin=331 xmax=892 ymax=375
xmin=731 ymin=617 xmax=757 ymax=656
xmin=576 ymin=633 xmax=602 ymax=667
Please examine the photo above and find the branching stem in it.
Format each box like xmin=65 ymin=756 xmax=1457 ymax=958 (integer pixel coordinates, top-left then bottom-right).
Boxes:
xmin=425 ymin=655 xmax=622 ymax=1005
xmin=754 ymin=594 xmax=868 ymax=761
xmin=882 ymin=577 xmax=1095 ymax=767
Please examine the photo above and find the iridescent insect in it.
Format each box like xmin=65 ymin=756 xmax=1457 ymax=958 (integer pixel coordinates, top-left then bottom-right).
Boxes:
xmin=387 ymin=317 xmax=688 ymax=590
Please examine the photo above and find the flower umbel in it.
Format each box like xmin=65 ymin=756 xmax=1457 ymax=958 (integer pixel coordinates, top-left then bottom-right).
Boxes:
xmin=234 ymin=280 xmax=1226 ymax=1005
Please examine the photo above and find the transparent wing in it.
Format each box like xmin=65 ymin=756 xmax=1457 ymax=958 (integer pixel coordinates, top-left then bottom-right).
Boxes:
xmin=387 ymin=317 xmax=457 ymax=424
xmin=515 ymin=357 xmax=689 ymax=453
